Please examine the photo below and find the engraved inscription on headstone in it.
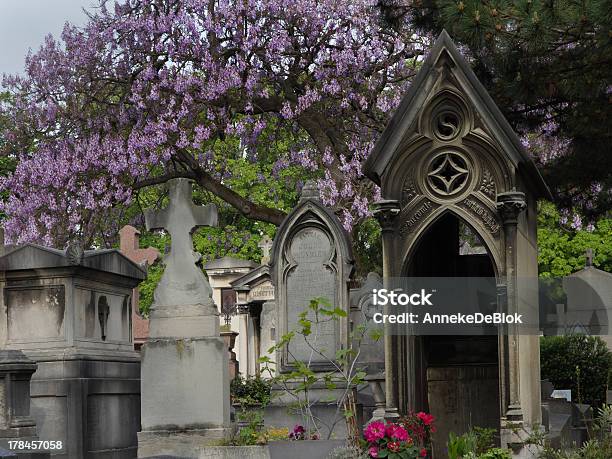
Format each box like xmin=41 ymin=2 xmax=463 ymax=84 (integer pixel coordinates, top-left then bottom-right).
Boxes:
xmin=286 ymin=228 xmax=337 ymax=364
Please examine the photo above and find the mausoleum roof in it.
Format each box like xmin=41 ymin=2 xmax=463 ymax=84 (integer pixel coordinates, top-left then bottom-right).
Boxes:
xmin=203 ymin=255 xmax=258 ymax=271
xmin=230 ymin=265 xmax=271 ymax=291
xmin=565 ymin=264 xmax=612 ymax=305
xmin=0 ymin=243 xmax=146 ymax=280
xmin=364 ymin=30 xmax=551 ymax=199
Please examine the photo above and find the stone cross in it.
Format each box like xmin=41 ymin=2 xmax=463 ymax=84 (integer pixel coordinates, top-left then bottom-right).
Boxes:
xmin=258 ymin=235 xmax=273 ymax=265
xmin=119 ymin=225 xmax=160 ymax=268
xmin=144 ymin=178 xmax=218 ymax=309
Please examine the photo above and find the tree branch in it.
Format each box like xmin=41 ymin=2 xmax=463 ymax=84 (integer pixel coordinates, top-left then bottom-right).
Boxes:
xmin=134 ymin=156 xmax=287 ymax=226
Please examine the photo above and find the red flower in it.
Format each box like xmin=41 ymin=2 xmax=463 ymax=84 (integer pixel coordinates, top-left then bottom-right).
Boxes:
xmin=388 ymin=441 xmax=400 ymax=453
xmin=420 ymin=448 xmax=428 ymax=457
xmin=416 ymin=412 xmax=435 ymax=426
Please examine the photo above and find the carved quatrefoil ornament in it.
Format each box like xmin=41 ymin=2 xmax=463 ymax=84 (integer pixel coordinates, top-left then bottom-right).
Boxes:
xmin=425 ymin=151 xmax=471 ymax=197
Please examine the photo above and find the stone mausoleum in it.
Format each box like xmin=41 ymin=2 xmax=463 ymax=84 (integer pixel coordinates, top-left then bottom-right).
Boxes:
xmin=363 ymin=31 xmax=550 ymax=457
xmin=0 ymin=241 xmax=145 ymax=458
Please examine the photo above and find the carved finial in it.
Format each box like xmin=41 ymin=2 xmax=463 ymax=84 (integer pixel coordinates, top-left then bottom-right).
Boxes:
xmin=299 ymin=180 xmax=320 ymax=203
xmin=585 ymin=248 xmax=594 ymax=267
xmin=66 ymin=240 xmax=85 ymax=265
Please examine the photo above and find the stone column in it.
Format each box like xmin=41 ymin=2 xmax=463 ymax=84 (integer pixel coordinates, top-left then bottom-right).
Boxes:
xmin=373 ymin=200 xmax=401 ymax=420
xmin=496 ymin=191 xmax=527 ymax=423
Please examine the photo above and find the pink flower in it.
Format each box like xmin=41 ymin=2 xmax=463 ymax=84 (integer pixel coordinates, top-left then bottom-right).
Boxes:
xmin=420 ymin=448 xmax=428 ymax=457
xmin=369 ymin=446 xmax=379 ymax=458
xmin=385 ymin=423 xmax=409 ymax=441
xmin=417 ymin=412 xmax=435 ymax=426
xmin=364 ymin=421 xmax=386 ymax=442
xmin=388 ymin=441 xmax=400 ymax=452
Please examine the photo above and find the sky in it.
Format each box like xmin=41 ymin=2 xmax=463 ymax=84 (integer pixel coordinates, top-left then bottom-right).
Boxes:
xmin=0 ymin=0 xmax=96 ymax=76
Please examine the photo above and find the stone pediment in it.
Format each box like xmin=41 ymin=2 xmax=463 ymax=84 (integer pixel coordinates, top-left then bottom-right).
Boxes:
xmin=364 ymin=30 xmax=550 ymax=200
xmin=231 ymin=265 xmax=271 ymax=291
xmin=0 ymin=243 xmax=146 ymax=281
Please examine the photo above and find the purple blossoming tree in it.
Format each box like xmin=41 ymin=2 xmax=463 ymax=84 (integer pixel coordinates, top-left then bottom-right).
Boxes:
xmin=0 ymin=0 xmax=427 ymax=245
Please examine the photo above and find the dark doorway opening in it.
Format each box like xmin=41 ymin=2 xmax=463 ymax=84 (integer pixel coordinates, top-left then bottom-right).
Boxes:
xmin=404 ymin=213 xmax=500 ymax=458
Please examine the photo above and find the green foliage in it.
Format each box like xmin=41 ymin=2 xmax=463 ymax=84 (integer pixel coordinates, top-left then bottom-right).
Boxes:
xmin=472 ymin=427 xmax=496 ymax=454
xmin=137 ymin=263 xmax=163 ymax=316
xmin=447 ymin=431 xmax=478 ymax=459
xmin=537 ymin=201 xmax=612 ymax=278
xmin=447 ymin=428 xmax=510 ymax=459
xmin=478 ymin=449 xmax=511 ymax=459
xmin=232 ymin=409 xmax=266 ymax=446
xmin=0 ymin=92 xmax=17 ymax=219
xmin=540 ymin=335 xmax=612 ymax=407
xmin=353 ymin=217 xmax=383 ymax=277
xmin=230 ymin=375 xmax=272 ymax=407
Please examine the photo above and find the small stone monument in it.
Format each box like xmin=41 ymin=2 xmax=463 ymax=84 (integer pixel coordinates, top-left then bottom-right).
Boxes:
xmin=258 ymin=235 xmax=273 ymax=265
xmin=0 ymin=350 xmax=48 ymax=458
xmin=138 ymin=179 xmax=230 ymax=458
xmin=0 ymin=240 xmax=144 ymax=458
xmin=270 ymin=181 xmax=354 ymax=371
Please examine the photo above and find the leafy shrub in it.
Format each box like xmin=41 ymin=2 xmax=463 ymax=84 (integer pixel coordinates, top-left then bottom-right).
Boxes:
xmin=447 ymin=431 xmax=477 ymax=459
xmin=540 ymin=335 xmax=612 ymax=407
xmin=231 ymin=409 xmax=265 ymax=445
xmin=447 ymin=429 xmax=510 ymax=459
xmin=479 ymin=449 xmax=511 ymax=459
xmin=230 ymin=375 xmax=272 ymax=406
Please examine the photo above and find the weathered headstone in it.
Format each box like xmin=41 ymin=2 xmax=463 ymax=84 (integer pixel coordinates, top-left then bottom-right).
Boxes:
xmin=118 ymin=225 xmax=160 ymax=350
xmin=270 ymin=181 xmax=354 ymax=371
xmin=138 ymin=178 xmax=230 ymax=458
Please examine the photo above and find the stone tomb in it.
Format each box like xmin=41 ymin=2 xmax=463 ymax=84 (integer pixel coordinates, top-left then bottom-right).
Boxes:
xmin=230 ymin=237 xmax=276 ymax=378
xmin=0 ymin=242 xmax=145 ymax=458
xmin=364 ymin=31 xmax=549 ymax=457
